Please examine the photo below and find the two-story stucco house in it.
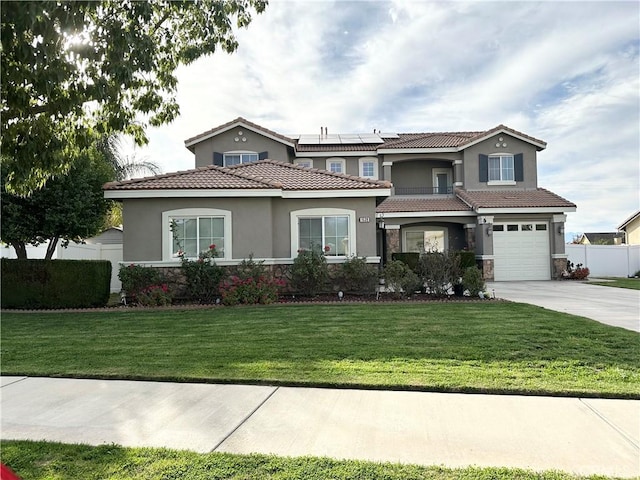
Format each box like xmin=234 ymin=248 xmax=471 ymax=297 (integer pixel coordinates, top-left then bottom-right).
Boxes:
xmin=104 ymin=117 xmax=576 ymax=281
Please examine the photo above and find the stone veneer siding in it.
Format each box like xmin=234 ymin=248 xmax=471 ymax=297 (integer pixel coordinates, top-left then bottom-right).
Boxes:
xmin=481 ymin=259 xmax=494 ymax=281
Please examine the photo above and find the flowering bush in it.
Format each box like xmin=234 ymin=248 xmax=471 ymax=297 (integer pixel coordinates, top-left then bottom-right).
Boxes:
xmin=336 ymin=256 xmax=379 ymax=294
xmin=563 ymin=261 xmax=590 ymax=280
xmin=136 ymin=284 xmax=173 ymax=307
xmin=118 ymin=264 xmax=162 ymax=302
xmin=219 ymin=275 xmax=285 ymax=306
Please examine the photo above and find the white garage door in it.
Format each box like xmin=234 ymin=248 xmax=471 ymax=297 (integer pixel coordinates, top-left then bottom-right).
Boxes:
xmin=493 ymin=222 xmax=550 ymax=281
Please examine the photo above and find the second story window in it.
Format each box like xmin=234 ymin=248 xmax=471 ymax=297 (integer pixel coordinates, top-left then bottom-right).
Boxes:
xmin=326 ymin=158 xmax=345 ymax=174
xmin=488 ymin=154 xmax=514 ymax=181
xmin=224 ymin=152 xmax=259 ymax=166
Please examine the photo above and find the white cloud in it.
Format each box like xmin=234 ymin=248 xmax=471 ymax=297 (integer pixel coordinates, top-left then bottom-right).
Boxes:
xmin=125 ymin=0 xmax=640 ymax=234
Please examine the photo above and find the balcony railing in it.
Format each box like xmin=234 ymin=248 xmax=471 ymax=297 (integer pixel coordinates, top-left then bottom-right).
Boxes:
xmin=394 ymin=186 xmax=453 ymax=195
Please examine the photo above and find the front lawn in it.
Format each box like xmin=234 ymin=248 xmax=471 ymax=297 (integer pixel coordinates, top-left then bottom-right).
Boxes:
xmin=0 ymin=440 xmax=613 ymax=480
xmin=589 ymin=277 xmax=640 ymax=290
xmin=2 ymin=303 xmax=638 ymax=397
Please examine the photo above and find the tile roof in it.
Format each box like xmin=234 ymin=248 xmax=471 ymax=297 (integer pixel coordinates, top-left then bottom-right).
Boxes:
xmin=103 ymin=160 xmax=391 ymax=192
xmin=228 ymin=160 xmax=391 ymax=190
xmin=376 ymin=196 xmax=472 ymax=213
xmin=378 ymin=132 xmax=482 ymax=149
xmin=455 ymin=188 xmax=576 ymax=209
xmin=184 ymin=117 xmax=295 ymax=146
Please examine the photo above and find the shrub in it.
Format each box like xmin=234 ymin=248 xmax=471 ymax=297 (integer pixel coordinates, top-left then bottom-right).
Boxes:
xmin=2 ymin=258 xmax=111 ymax=309
xmin=119 ymin=264 xmax=162 ymax=301
xmin=416 ymin=250 xmax=460 ymax=297
xmin=220 ymin=275 xmax=285 ymax=306
xmin=564 ymin=261 xmax=590 ymax=280
xmin=382 ymin=260 xmax=421 ymax=298
xmin=182 ymin=259 xmax=225 ymax=304
xmin=289 ymin=249 xmax=329 ymax=296
xmin=456 ymin=250 xmax=477 ymax=270
xmin=233 ymin=254 xmax=269 ymax=281
xmin=462 ymin=266 xmax=485 ymax=297
xmin=136 ymin=284 xmax=173 ymax=307
xmin=337 ymin=256 xmax=379 ymax=294
xmin=391 ymin=252 xmax=420 ymax=272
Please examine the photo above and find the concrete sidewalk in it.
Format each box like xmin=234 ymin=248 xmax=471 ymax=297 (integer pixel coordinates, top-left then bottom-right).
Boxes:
xmin=487 ymin=281 xmax=640 ymax=332
xmin=2 ymin=376 xmax=638 ymax=477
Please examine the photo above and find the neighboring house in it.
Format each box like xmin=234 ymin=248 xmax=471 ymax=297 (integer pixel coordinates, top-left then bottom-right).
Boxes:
xmin=576 ymin=232 xmax=624 ymax=245
xmin=85 ymin=226 xmax=123 ymax=245
xmin=618 ymin=211 xmax=640 ymax=245
xmin=104 ymin=117 xmax=576 ymax=281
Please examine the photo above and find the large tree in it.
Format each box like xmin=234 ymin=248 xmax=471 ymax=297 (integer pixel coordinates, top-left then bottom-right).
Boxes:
xmin=1 ymin=0 xmax=267 ymax=194
xmin=1 ymin=148 xmax=114 ymax=259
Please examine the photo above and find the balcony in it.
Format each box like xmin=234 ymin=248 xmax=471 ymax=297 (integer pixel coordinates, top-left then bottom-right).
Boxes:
xmin=394 ymin=186 xmax=453 ymax=195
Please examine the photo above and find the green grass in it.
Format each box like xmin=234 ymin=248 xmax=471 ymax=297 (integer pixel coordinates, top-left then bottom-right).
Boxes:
xmin=0 ymin=440 xmax=617 ymax=480
xmin=589 ymin=277 xmax=640 ymax=290
xmin=2 ymin=303 xmax=638 ymax=397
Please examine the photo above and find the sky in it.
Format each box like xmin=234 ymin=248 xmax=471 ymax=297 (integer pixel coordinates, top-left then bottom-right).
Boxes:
xmin=122 ymin=0 xmax=640 ymax=239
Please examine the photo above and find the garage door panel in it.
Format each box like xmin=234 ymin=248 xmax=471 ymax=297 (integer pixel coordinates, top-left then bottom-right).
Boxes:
xmin=493 ymin=223 xmax=550 ymax=281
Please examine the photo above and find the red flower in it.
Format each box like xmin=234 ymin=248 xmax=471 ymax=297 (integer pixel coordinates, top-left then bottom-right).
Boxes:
xmin=324 ymin=245 xmax=330 ymax=252
xmin=209 ymin=244 xmax=216 ymax=250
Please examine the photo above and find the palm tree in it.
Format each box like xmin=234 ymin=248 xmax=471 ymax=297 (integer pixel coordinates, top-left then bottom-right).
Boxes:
xmin=97 ymin=134 xmax=161 ymax=229
xmin=97 ymin=134 xmax=161 ymax=181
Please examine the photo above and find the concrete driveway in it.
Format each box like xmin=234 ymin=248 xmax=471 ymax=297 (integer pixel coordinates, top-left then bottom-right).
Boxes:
xmin=486 ymin=281 xmax=640 ymax=332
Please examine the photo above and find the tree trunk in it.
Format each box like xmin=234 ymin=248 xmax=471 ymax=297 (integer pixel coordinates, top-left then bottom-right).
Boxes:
xmin=45 ymin=237 xmax=59 ymax=260
xmin=11 ymin=242 xmax=27 ymax=259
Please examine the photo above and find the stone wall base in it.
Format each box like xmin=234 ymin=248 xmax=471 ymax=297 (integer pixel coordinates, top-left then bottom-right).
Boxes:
xmin=552 ymin=257 xmax=567 ymax=280
xmin=481 ymin=259 xmax=494 ymax=281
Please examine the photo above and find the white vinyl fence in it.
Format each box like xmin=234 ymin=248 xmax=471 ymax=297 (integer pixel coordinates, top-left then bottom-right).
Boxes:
xmin=566 ymin=244 xmax=640 ymax=278
xmin=2 ymin=242 xmax=123 ymax=292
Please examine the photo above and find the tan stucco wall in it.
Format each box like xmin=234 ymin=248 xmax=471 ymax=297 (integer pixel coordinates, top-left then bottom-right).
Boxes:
xmin=122 ymin=196 xmax=379 ymax=262
xmin=624 ymin=216 xmax=640 ymax=244
xmin=193 ymin=129 xmax=292 ymax=167
xmin=463 ymin=134 xmax=539 ymax=189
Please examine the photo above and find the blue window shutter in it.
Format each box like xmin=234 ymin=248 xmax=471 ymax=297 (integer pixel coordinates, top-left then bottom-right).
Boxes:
xmin=514 ymin=153 xmax=524 ymax=181
xmin=479 ymin=154 xmax=488 ymax=182
xmin=213 ymin=152 xmax=223 ymax=166
xmin=258 ymin=151 xmax=268 ymax=160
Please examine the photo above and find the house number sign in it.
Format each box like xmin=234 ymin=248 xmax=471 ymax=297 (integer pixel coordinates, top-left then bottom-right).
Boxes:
xmin=359 ymin=217 xmax=370 ymax=223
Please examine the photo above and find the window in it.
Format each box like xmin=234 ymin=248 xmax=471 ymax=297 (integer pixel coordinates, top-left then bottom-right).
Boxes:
xmin=291 ymin=208 xmax=356 ymax=257
xmin=295 ymin=159 xmax=313 ymax=168
xmin=299 ymin=217 xmax=349 ymax=255
xmin=488 ymin=154 xmax=514 ymax=182
xmin=162 ymin=208 xmax=232 ymax=260
xmin=326 ymin=158 xmax=345 ymax=174
xmin=224 ymin=152 xmax=258 ymax=166
xmin=358 ymin=157 xmax=378 ymax=179
xmin=403 ymin=228 xmax=447 ymax=252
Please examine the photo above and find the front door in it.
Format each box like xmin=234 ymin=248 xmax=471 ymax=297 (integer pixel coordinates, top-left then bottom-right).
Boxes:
xmin=433 ymin=169 xmax=451 ymax=194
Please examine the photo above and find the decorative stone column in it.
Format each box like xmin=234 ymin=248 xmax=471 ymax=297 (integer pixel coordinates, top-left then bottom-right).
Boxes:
xmin=453 ymin=159 xmax=463 ymax=189
xmin=382 ymin=161 xmax=394 ymax=194
xmin=385 ymin=225 xmax=400 ymax=263
xmin=476 ymin=216 xmax=494 ymax=281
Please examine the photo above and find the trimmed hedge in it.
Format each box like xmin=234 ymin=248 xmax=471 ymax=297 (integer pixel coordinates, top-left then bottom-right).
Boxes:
xmin=1 ymin=258 xmax=111 ymax=309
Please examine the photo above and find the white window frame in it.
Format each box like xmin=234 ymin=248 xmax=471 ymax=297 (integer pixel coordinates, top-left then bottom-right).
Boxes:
xmin=402 ymin=226 xmax=448 ymax=252
xmin=487 ymin=153 xmax=515 ymax=185
xmin=224 ymin=151 xmax=259 ymax=167
xmin=326 ymin=157 xmax=346 ymax=174
xmin=358 ymin=157 xmax=378 ymax=179
xmin=290 ymin=208 xmax=356 ymax=257
xmin=294 ymin=158 xmax=313 ymax=168
xmin=162 ymin=208 xmax=232 ymax=261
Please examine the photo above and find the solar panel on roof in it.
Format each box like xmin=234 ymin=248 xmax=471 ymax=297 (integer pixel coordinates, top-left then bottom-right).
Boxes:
xmin=298 ymin=134 xmax=321 ymax=145
xmin=378 ymin=133 xmax=400 ymax=139
xmin=358 ymin=134 xmax=385 ymax=144
xmin=319 ymin=134 xmax=341 ymax=144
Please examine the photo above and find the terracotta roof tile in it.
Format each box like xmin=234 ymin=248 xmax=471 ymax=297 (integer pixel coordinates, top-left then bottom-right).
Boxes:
xmin=379 ymin=132 xmax=482 ymax=149
xmin=103 ymin=160 xmax=390 ymax=192
xmin=228 ymin=160 xmax=391 ymax=190
xmin=455 ymin=188 xmax=576 ymax=209
xmin=376 ymin=196 xmax=472 ymax=213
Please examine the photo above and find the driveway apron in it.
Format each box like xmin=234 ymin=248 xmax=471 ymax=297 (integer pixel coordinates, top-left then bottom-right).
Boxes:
xmin=486 ymin=281 xmax=640 ymax=332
